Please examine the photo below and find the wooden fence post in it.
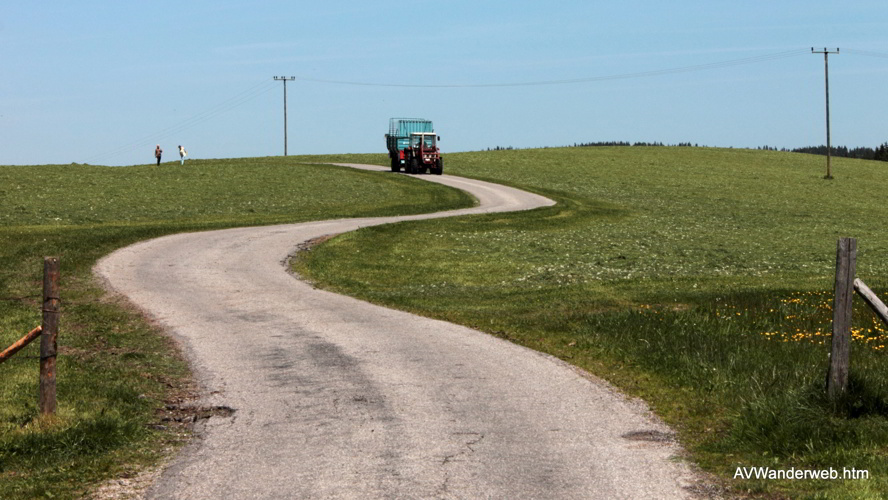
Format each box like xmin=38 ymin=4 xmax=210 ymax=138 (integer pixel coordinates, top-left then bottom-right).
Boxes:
xmin=827 ymin=238 xmax=856 ymax=400
xmin=39 ymin=257 xmax=60 ymax=415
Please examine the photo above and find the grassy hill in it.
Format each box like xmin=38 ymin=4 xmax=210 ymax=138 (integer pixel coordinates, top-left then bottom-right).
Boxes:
xmin=2 ymin=148 xmax=887 ymax=498
xmin=0 ymin=158 xmax=472 ymax=499
xmin=294 ymin=147 xmax=888 ymax=499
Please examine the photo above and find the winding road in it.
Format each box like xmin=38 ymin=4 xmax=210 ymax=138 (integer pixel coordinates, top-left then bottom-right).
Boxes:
xmin=95 ymin=164 xmax=699 ymax=499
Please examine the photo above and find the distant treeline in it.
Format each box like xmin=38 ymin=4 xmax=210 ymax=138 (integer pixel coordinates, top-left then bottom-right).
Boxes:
xmin=486 ymin=141 xmax=687 ymax=151
xmin=572 ymin=141 xmax=698 ymax=148
xmin=486 ymin=141 xmax=888 ymax=162
xmin=790 ymin=143 xmax=888 ymax=161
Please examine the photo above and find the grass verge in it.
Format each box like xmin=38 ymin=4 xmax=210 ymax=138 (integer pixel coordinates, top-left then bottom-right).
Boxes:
xmin=0 ymin=157 xmax=472 ymax=499
xmin=293 ymin=147 xmax=888 ymax=499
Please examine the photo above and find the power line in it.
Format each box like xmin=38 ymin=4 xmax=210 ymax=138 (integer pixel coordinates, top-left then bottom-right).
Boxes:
xmin=84 ymin=80 xmax=278 ymax=165
xmin=86 ymin=47 xmax=883 ymax=166
xmin=86 ymin=81 xmax=277 ymax=164
xmin=294 ymin=49 xmax=811 ymax=88
xmin=843 ymin=48 xmax=888 ymax=59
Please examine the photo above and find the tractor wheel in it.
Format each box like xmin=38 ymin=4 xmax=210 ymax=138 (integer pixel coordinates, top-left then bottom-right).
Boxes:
xmin=434 ymin=158 xmax=443 ymax=175
xmin=409 ymin=158 xmax=420 ymax=174
xmin=390 ymin=157 xmax=400 ymax=172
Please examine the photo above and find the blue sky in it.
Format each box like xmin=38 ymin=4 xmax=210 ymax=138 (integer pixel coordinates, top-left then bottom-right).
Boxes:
xmin=2 ymin=1 xmax=887 ymax=166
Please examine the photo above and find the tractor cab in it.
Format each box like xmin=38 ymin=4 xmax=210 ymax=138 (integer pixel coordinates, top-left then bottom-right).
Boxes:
xmin=410 ymin=132 xmax=438 ymax=152
xmin=404 ymin=132 xmax=443 ymax=174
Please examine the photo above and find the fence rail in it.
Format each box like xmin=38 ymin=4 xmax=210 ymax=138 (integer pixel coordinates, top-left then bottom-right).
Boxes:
xmin=0 ymin=326 xmax=42 ymax=365
xmin=854 ymin=278 xmax=888 ymax=326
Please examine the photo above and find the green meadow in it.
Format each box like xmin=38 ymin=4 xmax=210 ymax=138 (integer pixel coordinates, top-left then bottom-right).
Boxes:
xmin=294 ymin=147 xmax=888 ymax=499
xmin=2 ymin=148 xmax=888 ymax=498
xmin=0 ymin=158 xmax=471 ymax=499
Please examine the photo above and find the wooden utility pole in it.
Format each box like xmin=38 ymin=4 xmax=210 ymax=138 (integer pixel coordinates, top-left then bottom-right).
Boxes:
xmin=273 ymin=76 xmax=296 ymax=156
xmin=39 ymin=257 xmax=60 ymax=415
xmin=812 ymin=48 xmax=839 ymax=179
xmin=827 ymin=238 xmax=855 ymax=400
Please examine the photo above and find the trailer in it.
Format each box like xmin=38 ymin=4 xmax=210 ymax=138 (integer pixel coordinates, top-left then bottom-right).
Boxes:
xmin=384 ymin=118 xmax=443 ymax=175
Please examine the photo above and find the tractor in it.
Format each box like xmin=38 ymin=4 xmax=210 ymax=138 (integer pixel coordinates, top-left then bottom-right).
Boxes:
xmin=385 ymin=118 xmax=443 ymax=175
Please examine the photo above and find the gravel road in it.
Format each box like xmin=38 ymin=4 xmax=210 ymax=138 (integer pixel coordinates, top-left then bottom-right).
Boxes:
xmin=95 ymin=164 xmax=701 ymax=499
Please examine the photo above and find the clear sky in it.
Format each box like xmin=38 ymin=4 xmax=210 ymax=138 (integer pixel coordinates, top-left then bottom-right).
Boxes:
xmin=2 ymin=1 xmax=887 ymax=166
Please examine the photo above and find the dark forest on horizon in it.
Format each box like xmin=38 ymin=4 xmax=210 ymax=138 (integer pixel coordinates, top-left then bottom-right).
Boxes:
xmin=486 ymin=141 xmax=888 ymax=162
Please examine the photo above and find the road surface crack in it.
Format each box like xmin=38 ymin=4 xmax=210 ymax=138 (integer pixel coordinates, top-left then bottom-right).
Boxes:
xmin=441 ymin=432 xmax=485 ymax=465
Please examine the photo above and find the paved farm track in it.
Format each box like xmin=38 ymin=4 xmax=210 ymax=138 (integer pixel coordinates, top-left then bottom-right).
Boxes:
xmin=95 ymin=164 xmax=701 ymax=499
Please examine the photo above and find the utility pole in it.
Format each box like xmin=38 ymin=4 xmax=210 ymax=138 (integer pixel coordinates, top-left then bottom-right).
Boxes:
xmin=812 ymin=48 xmax=839 ymax=179
xmin=273 ymin=76 xmax=296 ymax=156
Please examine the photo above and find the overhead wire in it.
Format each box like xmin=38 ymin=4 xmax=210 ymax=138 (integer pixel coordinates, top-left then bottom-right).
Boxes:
xmin=90 ymin=47 xmax=883 ymax=165
xmin=843 ymin=48 xmax=888 ymax=59
xmin=85 ymin=80 xmax=278 ymax=165
xmin=293 ymin=48 xmax=811 ymax=88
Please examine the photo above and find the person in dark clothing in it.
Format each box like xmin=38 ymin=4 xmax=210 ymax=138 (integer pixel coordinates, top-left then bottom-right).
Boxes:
xmin=155 ymin=145 xmax=163 ymax=166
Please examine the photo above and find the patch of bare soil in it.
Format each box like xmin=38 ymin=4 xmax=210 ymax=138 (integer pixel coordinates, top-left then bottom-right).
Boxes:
xmin=88 ymin=401 xmax=236 ymax=500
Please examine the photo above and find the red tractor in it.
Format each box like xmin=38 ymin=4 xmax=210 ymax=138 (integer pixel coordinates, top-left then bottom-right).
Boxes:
xmin=401 ymin=132 xmax=442 ymax=175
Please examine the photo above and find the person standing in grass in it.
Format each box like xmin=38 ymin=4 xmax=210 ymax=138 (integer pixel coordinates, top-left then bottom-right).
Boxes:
xmin=178 ymin=145 xmax=187 ymax=165
xmin=155 ymin=145 xmax=163 ymax=166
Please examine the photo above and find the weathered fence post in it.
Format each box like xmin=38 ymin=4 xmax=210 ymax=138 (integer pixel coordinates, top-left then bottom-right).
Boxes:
xmin=827 ymin=238 xmax=856 ymax=399
xmin=39 ymin=257 xmax=60 ymax=415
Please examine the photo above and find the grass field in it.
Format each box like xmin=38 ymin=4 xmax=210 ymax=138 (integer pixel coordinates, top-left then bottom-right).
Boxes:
xmin=4 ymin=148 xmax=888 ymax=498
xmin=0 ymin=157 xmax=472 ymax=499
xmin=292 ymin=147 xmax=888 ymax=499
